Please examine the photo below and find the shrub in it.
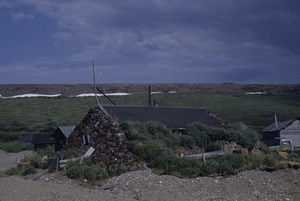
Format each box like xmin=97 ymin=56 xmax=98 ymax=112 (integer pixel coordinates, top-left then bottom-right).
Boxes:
xmin=186 ymin=122 xmax=258 ymax=151
xmin=186 ymin=123 xmax=207 ymax=147
xmin=6 ymin=167 xmax=23 ymax=175
xmin=66 ymin=160 xmax=81 ymax=170
xmin=162 ymin=154 xmax=180 ymax=174
xmin=178 ymin=158 xmax=201 ymax=177
xmin=59 ymin=149 xmax=83 ymax=160
xmin=0 ymin=141 xmax=33 ymax=153
xmin=138 ymin=142 xmax=164 ymax=168
xmin=164 ymin=134 xmax=180 ymax=147
xmin=29 ymin=155 xmax=42 ymax=168
xmin=199 ymin=159 xmax=219 ymax=176
xmin=37 ymin=146 xmax=55 ymax=159
xmin=66 ymin=164 xmax=108 ymax=181
xmin=179 ymin=135 xmax=195 ymax=149
xmin=66 ymin=165 xmax=82 ymax=179
xmin=82 ymin=157 xmax=92 ymax=167
xmin=287 ymin=151 xmax=300 ymax=162
xmin=127 ymin=140 xmax=140 ymax=155
xmin=224 ymin=154 xmax=245 ymax=170
xmin=205 ymin=143 xmax=222 ymax=152
xmin=82 ymin=165 xmax=95 ymax=180
xmin=0 ymin=132 xmax=22 ymax=141
xmin=248 ymin=154 xmax=264 ymax=169
xmin=91 ymin=165 xmax=108 ymax=180
xmin=144 ymin=121 xmax=170 ymax=137
xmin=247 ymin=154 xmax=275 ymax=169
xmin=22 ymin=165 xmax=37 ymax=175
xmin=48 ymin=165 xmax=55 ymax=173
xmin=121 ymin=121 xmax=146 ymax=141
xmin=263 ymin=154 xmax=276 ymax=167
xmin=218 ymin=161 xmax=233 ymax=174
xmin=42 ymin=162 xmax=49 ymax=169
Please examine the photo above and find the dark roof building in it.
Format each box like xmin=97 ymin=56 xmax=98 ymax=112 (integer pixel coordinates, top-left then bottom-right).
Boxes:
xmin=31 ymin=134 xmax=54 ymax=150
xmin=55 ymin=106 xmax=222 ymax=151
xmin=19 ymin=136 xmax=32 ymax=143
xmin=262 ymin=117 xmax=300 ymax=147
xmin=52 ymin=126 xmax=75 ymax=152
xmin=103 ymin=105 xmax=222 ymax=129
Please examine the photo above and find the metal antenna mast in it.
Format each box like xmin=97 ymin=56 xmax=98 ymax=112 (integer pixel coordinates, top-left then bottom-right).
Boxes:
xmin=92 ymin=59 xmax=110 ymax=116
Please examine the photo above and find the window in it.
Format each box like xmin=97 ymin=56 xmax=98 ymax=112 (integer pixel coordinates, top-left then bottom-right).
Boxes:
xmin=82 ymin=134 xmax=90 ymax=145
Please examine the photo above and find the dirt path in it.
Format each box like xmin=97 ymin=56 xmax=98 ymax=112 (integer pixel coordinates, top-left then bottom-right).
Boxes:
xmin=0 ymin=150 xmax=34 ymax=171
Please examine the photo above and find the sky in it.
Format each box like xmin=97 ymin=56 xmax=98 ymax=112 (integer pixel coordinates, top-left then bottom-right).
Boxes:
xmin=0 ymin=0 xmax=300 ymax=84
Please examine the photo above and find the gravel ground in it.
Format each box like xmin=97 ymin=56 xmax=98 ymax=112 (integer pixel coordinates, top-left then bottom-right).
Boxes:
xmin=1 ymin=150 xmax=299 ymax=201
xmin=0 ymin=168 xmax=299 ymax=201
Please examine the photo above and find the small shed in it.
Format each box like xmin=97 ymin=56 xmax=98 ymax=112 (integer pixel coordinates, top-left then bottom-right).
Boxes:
xmin=31 ymin=134 xmax=54 ymax=150
xmin=52 ymin=126 xmax=75 ymax=152
xmin=262 ymin=117 xmax=300 ymax=147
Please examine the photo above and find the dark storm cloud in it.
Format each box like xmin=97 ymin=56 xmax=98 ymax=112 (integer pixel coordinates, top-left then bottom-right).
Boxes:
xmin=1 ymin=0 xmax=300 ymax=84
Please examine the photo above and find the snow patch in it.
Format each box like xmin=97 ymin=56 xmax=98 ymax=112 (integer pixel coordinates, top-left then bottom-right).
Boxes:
xmin=245 ymin=92 xmax=266 ymax=95
xmin=75 ymin=93 xmax=131 ymax=97
xmin=151 ymin=92 xmax=163 ymax=94
xmin=2 ymin=94 xmax=61 ymax=98
xmin=168 ymin=91 xmax=177 ymax=93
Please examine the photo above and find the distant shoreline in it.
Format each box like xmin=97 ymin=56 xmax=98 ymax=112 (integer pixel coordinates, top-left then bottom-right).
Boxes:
xmin=0 ymin=83 xmax=299 ymax=96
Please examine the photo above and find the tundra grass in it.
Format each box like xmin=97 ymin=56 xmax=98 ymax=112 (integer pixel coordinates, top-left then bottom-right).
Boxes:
xmin=0 ymin=93 xmax=299 ymax=140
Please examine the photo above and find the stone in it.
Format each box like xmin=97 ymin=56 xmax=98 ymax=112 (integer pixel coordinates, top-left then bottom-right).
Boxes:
xmin=65 ymin=107 xmax=140 ymax=171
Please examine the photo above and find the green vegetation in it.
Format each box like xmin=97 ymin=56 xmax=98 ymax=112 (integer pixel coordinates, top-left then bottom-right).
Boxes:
xmin=0 ymin=141 xmax=33 ymax=153
xmin=121 ymin=121 xmax=267 ymax=176
xmin=66 ymin=158 xmax=108 ymax=181
xmin=36 ymin=146 xmax=83 ymax=160
xmin=0 ymin=93 xmax=299 ymax=143
xmin=0 ymin=91 xmax=299 ymax=178
xmin=186 ymin=123 xmax=258 ymax=150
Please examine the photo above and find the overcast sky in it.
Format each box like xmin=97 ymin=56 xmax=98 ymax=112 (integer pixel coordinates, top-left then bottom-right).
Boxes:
xmin=1 ymin=0 xmax=299 ymax=84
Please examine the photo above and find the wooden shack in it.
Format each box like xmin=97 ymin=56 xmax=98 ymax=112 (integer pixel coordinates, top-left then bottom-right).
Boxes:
xmin=262 ymin=117 xmax=300 ymax=147
xmin=52 ymin=126 xmax=75 ymax=152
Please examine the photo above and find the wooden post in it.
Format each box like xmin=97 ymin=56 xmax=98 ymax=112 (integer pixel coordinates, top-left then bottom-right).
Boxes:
xmin=92 ymin=59 xmax=110 ymax=116
xmin=56 ymin=156 xmax=58 ymax=172
xmin=148 ymin=86 xmax=151 ymax=106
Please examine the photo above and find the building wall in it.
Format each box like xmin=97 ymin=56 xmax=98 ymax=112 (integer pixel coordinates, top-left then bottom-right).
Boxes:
xmin=54 ymin=132 xmax=66 ymax=152
xmin=280 ymin=119 xmax=300 ymax=147
xmin=262 ymin=131 xmax=280 ymax=146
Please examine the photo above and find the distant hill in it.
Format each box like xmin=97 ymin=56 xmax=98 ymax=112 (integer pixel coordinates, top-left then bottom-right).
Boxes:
xmin=0 ymin=83 xmax=299 ymax=96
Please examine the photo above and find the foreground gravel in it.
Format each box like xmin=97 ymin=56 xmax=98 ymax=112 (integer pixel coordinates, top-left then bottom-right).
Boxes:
xmin=0 ymin=168 xmax=299 ymax=201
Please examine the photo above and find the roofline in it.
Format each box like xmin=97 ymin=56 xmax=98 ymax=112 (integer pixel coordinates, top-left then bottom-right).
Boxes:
xmin=103 ymin=105 xmax=206 ymax=110
xmin=262 ymin=117 xmax=300 ymax=132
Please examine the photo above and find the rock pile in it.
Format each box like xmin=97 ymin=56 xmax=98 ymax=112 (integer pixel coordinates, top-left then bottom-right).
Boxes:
xmin=65 ymin=107 xmax=140 ymax=171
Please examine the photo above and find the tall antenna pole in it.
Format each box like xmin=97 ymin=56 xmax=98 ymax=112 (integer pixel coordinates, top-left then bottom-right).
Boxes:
xmin=92 ymin=58 xmax=100 ymax=106
xmin=92 ymin=59 xmax=110 ymax=116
